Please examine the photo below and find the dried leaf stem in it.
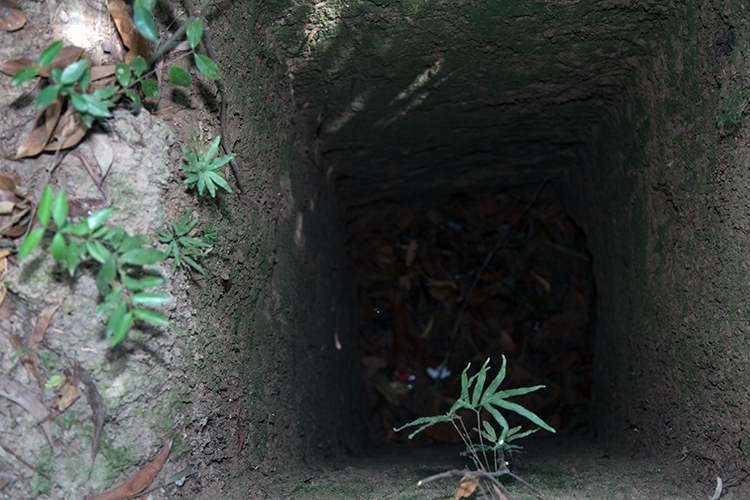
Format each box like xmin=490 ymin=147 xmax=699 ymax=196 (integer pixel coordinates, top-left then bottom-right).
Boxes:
xmin=0 ymin=440 xmax=52 ymax=480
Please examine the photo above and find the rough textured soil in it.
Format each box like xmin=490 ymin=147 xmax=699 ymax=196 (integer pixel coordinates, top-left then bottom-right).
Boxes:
xmin=2 ymin=0 xmax=750 ymax=499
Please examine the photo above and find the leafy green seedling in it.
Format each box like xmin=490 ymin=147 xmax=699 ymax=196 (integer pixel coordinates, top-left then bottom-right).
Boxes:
xmin=395 ymin=356 xmax=554 ymax=498
xmin=18 ymin=186 xmax=171 ymax=346
xmin=156 ymin=208 xmax=212 ymax=274
xmin=180 ymin=135 xmax=235 ymax=197
xmin=10 ymin=41 xmax=152 ymax=128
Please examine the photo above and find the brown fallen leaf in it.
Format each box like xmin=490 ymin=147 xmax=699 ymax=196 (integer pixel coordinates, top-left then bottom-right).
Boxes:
xmin=42 ymin=105 xmax=88 ymax=152
xmin=403 ymin=240 xmax=418 ymax=267
xmin=8 ymin=333 xmax=43 ymax=388
xmin=50 ymin=370 xmax=81 ymax=413
xmin=85 ymin=435 xmax=174 ymax=500
xmin=108 ymin=0 xmax=151 ymax=63
xmin=14 ymin=97 xmax=62 ymax=159
xmin=0 ymin=1 xmax=25 ymax=32
xmin=9 ymin=302 xmax=61 ymax=389
xmin=0 ymin=175 xmax=31 ymax=237
xmin=77 ymin=364 xmax=105 ymax=465
xmin=1 ymin=46 xmax=85 ymax=77
xmin=0 ymin=250 xmax=9 ymax=310
xmin=419 ymin=314 xmax=434 ymax=338
xmin=528 ymin=269 xmax=551 ymax=296
xmin=29 ymin=302 xmax=61 ymax=349
xmin=454 ymin=475 xmax=480 ymax=500
xmin=0 ymin=376 xmax=53 ymax=445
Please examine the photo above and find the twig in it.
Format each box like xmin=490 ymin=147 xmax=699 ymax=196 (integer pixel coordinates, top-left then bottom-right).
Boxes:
xmin=182 ymin=0 xmax=243 ymax=191
xmin=146 ymin=0 xmax=212 ymax=68
xmin=0 ymin=440 xmax=52 ymax=480
xmin=436 ymin=178 xmax=551 ymax=381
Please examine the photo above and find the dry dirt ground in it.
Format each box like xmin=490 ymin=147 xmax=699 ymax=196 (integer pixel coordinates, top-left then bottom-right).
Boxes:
xmin=0 ymin=1 xmax=746 ymax=500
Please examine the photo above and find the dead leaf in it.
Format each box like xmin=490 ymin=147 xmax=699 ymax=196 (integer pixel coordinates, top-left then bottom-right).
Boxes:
xmin=529 ymin=269 xmax=551 ymax=296
xmin=0 ymin=376 xmax=53 ymax=444
xmin=85 ymin=435 xmax=174 ymax=500
xmin=419 ymin=314 xmax=434 ymax=338
xmin=14 ymin=97 xmax=62 ymax=158
xmin=454 ymin=475 xmax=479 ymax=500
xmin=43 ymin=105 xmax=88 ymax=151
xmin=0 ymin=250 xmax=9 ymax=309
xmin=1 ymin=46 xmax=85 ymax=77
xmin=8 ymin=333 xmax=43 ymax=387
xmin=498 ymin=328 xmax=517 ymax=355
xmin=50 ymin=371 xmax=80 ymax=412
xmin=0 ymin=175 xmax=31 ymax=237
xmin=108 ymin=0 xmax=151 ymax=63
xmin=90 ymin=65 xmax=116 ymax=82
xmin=0 ymin=2 xmax=25 ymax=32
xmin=78 ymin=364 xmax=105 ymax=465
xmin=29 ymin=303 xmax=61 ymax=349
xmin=404 ymin=240 xmax=418 ymax=267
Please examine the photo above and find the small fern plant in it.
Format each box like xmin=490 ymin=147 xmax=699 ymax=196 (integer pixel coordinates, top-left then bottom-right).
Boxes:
xmin=395 ymin=356 xmax=555 ymax=499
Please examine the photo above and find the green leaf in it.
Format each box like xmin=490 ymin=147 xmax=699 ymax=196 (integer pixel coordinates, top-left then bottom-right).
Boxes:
xmin=133 ymin=308 xmax=169 ymax=325
xmin=37 ymin=185 xmax=53 ymax=227
xmin=482 ymin=355 xmax=507 ymax=404
xmin=459 ymin=362 xmax=471 ymax=403
xmin=86 ymin=208 xmax=114 ymax=231
xmin=125 ymin=90 xmax=141 ymax=113
xmin=78 ymin=94 xmax=113 ymax=118
xmin=194 ymin=53 xmax=220 ymax=79
xmin=79 ymin=112 xmax=95 ymax=129
xmin=129 ymin=56 xmax=147 ymax=77
xmin=141 ymin=78 xmax=159 ymax=98
xmin=51 ymin=188 xmax=68 ymax=229
xmin=39 ymin=41 xmax=64 ymax=67
xmin=394 ymin=414 xmax=454 ymax=440
xmin=120 ymin=248 xmax=165 ymax=265
xmin=494 ymin=399 xmax=555 ymax=433
xmin=45 ymin=374 xmax=61 ymax=389
xmin=93 ymin=85 xmax=118 ymax=100
xmin=471 ymin=358 xmax=491 ymax=407
xmin=60 ymin=59 xmax=88 ymax=85
xmin=50 ymin=232 xmax=67 ymax=262
xmin=70 ymin=92 xmax=88 ymax=113
xmin=480 ymin=420 xmax=497 ymax=442
xmin=182 ymin=255 xmax=205 ymax=274
xmin=206 ymin=171 xmax=232 ymax=195
xmin=96 ymin=256 xmax=117 ymax=296
xmin=110 ymin=311 xmax=133 ymax=347
xmin=125 ymin=90 xmax=142 ymax=112
xmin=79 ymin=68 xmax=91 ymax=92
xmin=36 ymin=84 xmax=61 ymax=110
xmin=169 ymin=65 xmax=191 ymax=87
xmin=10 ymin=67 xmax=38 ymax=87
xmin=186 ymin=18 xmax=203 ymax=49
xmin=484 ymin=404 xmax=510 ymax=433
xmin=103 ymin=227 xmax=125 ymax=247
xmin=97 ymin=287 xmax=123 ymax=317
xmin=66 ymin=239 xmax=81 ymax=275
xmin=85 ymin=240 xmax=111 ymax=264
xmin=105 ymin=301 xmax=127 ymax=338
xmin=118 ymin=234 xmax=147 ymax=253
xmin=115 ymin=63 xmax=132 ymax=87
xmin=122 ymin=275 xmax=164 ymax=292
xmin=69 ymin=221 xmax=88 ymax=237
xmin=131 ymin=292 xmax=171 ymax=306
xmin=133 ymin=0 xmax=159 ymax=43
xmin=17 ymin=228 xmax=45 ymax=259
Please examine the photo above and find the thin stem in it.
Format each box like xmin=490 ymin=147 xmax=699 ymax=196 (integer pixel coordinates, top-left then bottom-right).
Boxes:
xmin=146 ymin=0 xmax=213 ymax=68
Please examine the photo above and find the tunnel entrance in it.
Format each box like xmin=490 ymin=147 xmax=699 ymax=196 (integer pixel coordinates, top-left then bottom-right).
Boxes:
xmin=347 ymin=187 xmax=595 ymax=444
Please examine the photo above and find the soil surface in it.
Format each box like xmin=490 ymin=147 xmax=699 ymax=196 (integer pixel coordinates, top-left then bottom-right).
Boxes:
xmin=1 ymin=0 xmax=749 ymax=499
